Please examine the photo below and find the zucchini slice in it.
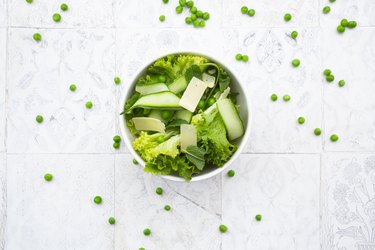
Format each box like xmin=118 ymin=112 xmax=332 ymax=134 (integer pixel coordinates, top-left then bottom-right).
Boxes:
xmin=217 ymin=98 xmax=244 ymax=141
xmin=168 ymin=76 xmax=188 ymax=94
xmin=135 ymin=83 xmax=169 ymax=95
xmin=132 ymin=117 xmax=165 ymax=133
xmin=174 ymin=110 xmax=193 ymax=123
xmin=128 ymin=91 xmax=182 ymax=111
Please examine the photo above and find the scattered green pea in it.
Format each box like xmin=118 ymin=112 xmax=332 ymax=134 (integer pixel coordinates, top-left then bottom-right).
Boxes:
xmin=291 ymin=31 xmax=298 ymax=39
xmin=186 ymin=0 xmax=194 ymax=8
xmin=176 ymin=5 xmax=183 ymax=14
xmin=113 ymin=142 xmax=120 ymax=149
xmin=283 ymin=95 xmax=291 ymax=102
xmin=207 ymin=98 xmax=216 ymax=106
xmin=164 ymin=205 xmax=171 ymax=211
xmin=36 ymin=115 xmax=44 ymax=123
xmin=114 ymin=77 xmax=121 ymax=85
xmin=242 ymin=55 xmax=249 ymax=62
xmin=143 ymin=228 xmax=151 ymax=236
xmin=247 ymin=9 xmax=255 ymax=17
xmin=198 ymin=100 xmax=205 ymax=109
xmin=163 ymin=0 xmax=169 ymax=4
xmin=241 ymin=6 xmax=248 ymax=14
xmin=341 ymin=19 xmax=348 ymax=27
xmin=203 ymin=12 xmax=210 ymax=20
xmin=199 ymin=20 xmax=205 ymax=27
xmin=25 ymin=0 xmax=33 ymax=3
xmin=69 ymin=84 xmax=77 ymax=92
xmin=330 ymin=134 xmax=339 ymax=142
xmin=348 ymin=21 xmax=357 ymax=28
xmin=196 ymin=10 xmax=203 ymax=18
xmin=322 ymin=6 xmax=331 ymax=14
xmin=52 ymin=13 xmax=61 ymax=23
xmin=297 ymin=117 xmax=305 ymax=124
xmin=193 ymin=20 xmax=200 ymax=28
xmin=292 ymin=59 xmax=300 ymax=67
xmin=227 ymin=170 xmax=235 ymax=177
xmin=270 ymin=94 xmax=278 ymax=101
xmin=139 ymin=248 xmax=145 ymax=250
xmin=284 ymin=13 xmax=292 ymax=22
xmin=156 ymin=136 xmax=164 ymax=143
xmin=235 ymin=53 xmax=242 ymax=61
xmin=108 ymin=217 xmax=116 ymax=225
xmin=159 ymin=15 xmax=166 ymax=22
xmin=219 ymin=224 xmax=228 ymax=233
xmin=85 ymin=101 xmax=93 ymax=109
xmin=156 ymin=187 xmax=163 ymax=195
xmin=314 ymin=128 xmax=322 ymax=136
xmin=113 ymin=135 xmax=121 ymax=143
xmin=33 ymin=33 xmax=41 ymax=42
xmin=326 ymin=75 xmax=335 ymax=82
xmin=185 ymin=17 xmax=192 ymax=24
xmin=44 ymin=173 xmax=53 ymax=181
xmin=179 ymin=0 xmax=186 ymax=6
xmin=161 ymin=110 xmax=172 ymax=120
xmin=60 ymin=3 xmax=68 ymax=11
xmin=190 ymin=6 xmax=197 ymax=14
xmin=93 ymin=196 xmax=102 ymax=204
xmin=191 ymin=14 xmax=197 ymax=21
xmin=158 ymin=75 xmax=166 ymax=83
xmin=329 ymin=0 xmax=336 ymax=2
xmin=255 ymin=214 xmax=262 ymax=221
xmin=323 ymin=69 xmax=331 ymax=76
xmin=337 ymin=25 xmax=345 ymax=33
xmin=338 ymin=80 xmax=345 ymax=87
xmin=133 ymin=159 xmax=139 ymax=165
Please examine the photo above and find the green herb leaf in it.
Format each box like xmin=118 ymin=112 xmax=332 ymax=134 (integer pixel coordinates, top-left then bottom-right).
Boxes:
xmin=166 ymin=119 xmax=189 ymax=128
xmin=185 ymin=65 xmax=202 ymax=82
xmin=218 ymin=71 xmax=230 ymax=92
xmin=185 ymin=145 xmax=206 ymax=170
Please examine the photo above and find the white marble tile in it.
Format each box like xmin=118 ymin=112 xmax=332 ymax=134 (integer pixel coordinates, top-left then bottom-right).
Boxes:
xmin=0 ymin=0 xmax=6 ymax=27
xmin=223 ymin=0 xmax=319 ymax=28
xmin=0 ymin=153 xmax=6 ymax=250
xmin=114 ymin=154 xmax=221 ymax=250
xmin=322 ymin=27 xmax=375 ymax=151
xmin=5 ymin=154 xmax=115 ymax=250
xmin=222 ymin=154 xmax=320 ymax=250
xmin=0 ymin=28 xmax=6 ymax=153
xmin=320 ymin=0 xmax=375 ymax=27
xmin=115 ymin=0 xmax=222 ymax=29
xmin=322 ymin=153 xmax=375 ymax=250
xmin=8 ymin=0 xmax=113 ymax=28
xmin=7 ymin=28 xmax=117 ymax=153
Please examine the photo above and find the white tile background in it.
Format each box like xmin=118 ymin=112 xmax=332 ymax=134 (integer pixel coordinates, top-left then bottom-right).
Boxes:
xmin=0 ymin=0 xmax=374 ymax=249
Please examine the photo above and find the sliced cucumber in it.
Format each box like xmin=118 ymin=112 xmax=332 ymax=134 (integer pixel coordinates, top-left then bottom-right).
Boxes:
xmin=174 ymin=110 xmax=192 ymax=122
xmin=135 ymin=83 xmax=169 ymax=95
xmin=168 ymin=76 xmax=187 ymax=94
xmin=148 ymin=110 xmax=163 ymax=120
xmin=128 ymin=91 xmax=182 ymax=111
xmin=132 ymin=117 xmax=165 ymax=133
xmin=217 ymin=98 xmax=244 ymax=141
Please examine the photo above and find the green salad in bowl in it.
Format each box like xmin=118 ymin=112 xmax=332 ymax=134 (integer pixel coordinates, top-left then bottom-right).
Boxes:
xmin=120 ymin=53 xmax=250 ymax=181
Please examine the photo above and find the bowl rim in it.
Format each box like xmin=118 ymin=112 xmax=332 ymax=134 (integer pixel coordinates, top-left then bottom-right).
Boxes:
xmin=119 ymin=51 xmax=252 ymax=182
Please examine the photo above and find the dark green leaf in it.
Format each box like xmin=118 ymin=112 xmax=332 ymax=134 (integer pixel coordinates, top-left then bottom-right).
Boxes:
xmin=185 ymin=65 xmax=202 ymax=82
xmin=218 ymin=71 xmax=230 ymax=92
xmin=185 ymin=145 xmax=206 ymax=170
xmin=124 ymin=92 xmax=140 ymax=111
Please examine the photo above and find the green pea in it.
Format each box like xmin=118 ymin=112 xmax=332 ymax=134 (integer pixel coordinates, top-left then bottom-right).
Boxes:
xmin=193 ymin=20 xmax=200 ymax=28
xmin=185 ymin=17 xmax=192 ymax=24
xmin=164 ymin=205 xmax=171 ymax=211
xmin=52 ymin=13 xmax=61 ymax=22
xmin=163 ymin=0 xmax=169 ymax=4
xmin=241 ymin=6 xmax=248 ymax=14
xmin=227 ymin=170 xmax=235 ymax=177
xmin=197 ymin=10 xmax=203 ymax=18
xmin=93 ymin=196 xmax=102 ymax=204
xmin=341 ymin=19 xmax=348 ymax=27
xmin=219 ymin=224 xmax=228 ymax=233
xmin=114 ymin=77 xmax=121 ymax=85
xmin=60 ymin=3 xmax=68 ymax=11
xmin=191 ymin=14 xmax=197 ymax=21
xmin=139 ymin=248 xmax=145 ymax=250
xmin=270 ymin=94 xmax=278 ymax=101
xmin=85 ymin=101 xmax=93 ymax=109
xmin=157 ymin=75 xmax=166 ymax=83
xmin=322 ymin=6 xmax=330 ymax=14
xmin=203 ymin=12 xmax=210 ymax=20
xmin=326 ymin=75 xmax=335 ymax=82
xmin=330 ymin=134 xmax=339 ymax=142
xmin=190 ymin=6 xmax=197 ymax=14
xmin=156 ymin=187 xmax=163 ymax=195
xmin=33 ymin=33 xmax=42 ymax=42
xmin=291 ymin=31 xmax=298 ymax=39
xmin=176 ymin=5 xmax=183 ymax=14
xmin=179 ymin=0 xmax=186 ymax=6
xmin=143 ymin=228 xmax=151 ymax=236
xmin=159 ymin=15 xmax=165 ymax=22
xmin=143 ymin=109 xmax=151 ymax=115
xmin=113 ymin=135 xmax=121 ymax=143
xmin=198 ymin=100 xmax=205 ymax=109
xmin=284 ymin=13 xmax=292 ymax=22
xmin=36 ymin=115 xmax=44 ymax=123
xmin=348 ymin=21 xmax=357 ymax=28
xmin=292 ymin=59 xmax=300 ymax=67
xmin=283 ymin=95 xmax=291 ymax=102
xmin=297 ymin=117 xmax=305 ymax=124
xmin=108 ymin=217 xmax=116 ymax=225
xmin=242 ymin=55 xmax=249 ymax=62
xmin=25 ymin=0 xmax=33 ymax=3
xmin=133 ymin=159 xmax=138 ymax=165
xmin=337 ymin=25 xmax=345 ymax=33
xmin=44 ymin=173 xmax=53 ymax=181
xmin=186 ymin=0 xmax=194 ymax=8
xmin=199 ymin=20 xmax=205 ymax=27
xmin=161 ymin=110 xmax=172 ymax=120
xmin=235 ymin=53 xmax=242 ymax=61
xmin=247 ymin=9 xmax=255 ymax=17
xmin=329 ymin=0 xmax=336 ymax=2
xmin=207 ymin=98 xmax=216 ymax=106
xmin=255 ymin=214 xmax=262 ymax=221
xmin=323 ymin=69 xmax=331 ymax=76
xmin=156 ymin=136 xmax=164 ymax=143
xmin=338 ymin=80 xmax=345 ymax=87
xmin=69 ymin=84 xmax=77 ymax=92
xmin=314 ymin=128 xmax=321 ymax=136
xmin=113 ymin=142 xmax=120 ymax=149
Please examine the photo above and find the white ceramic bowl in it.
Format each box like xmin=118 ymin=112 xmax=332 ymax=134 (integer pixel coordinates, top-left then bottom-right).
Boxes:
xmin=119 ymin=52 xmax=251 ymax=182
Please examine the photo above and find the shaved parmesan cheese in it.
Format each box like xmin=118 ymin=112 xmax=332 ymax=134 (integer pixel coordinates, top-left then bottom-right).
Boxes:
xmin=132 ymin=117 xmax=165 ymax=133
xmin=202 ymin=73 xmax=215 ymax=88
xmin=179 ymin=77 xmax=208 ymax=112
xmin=180 ymin=124 xmax=197 ymax=151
